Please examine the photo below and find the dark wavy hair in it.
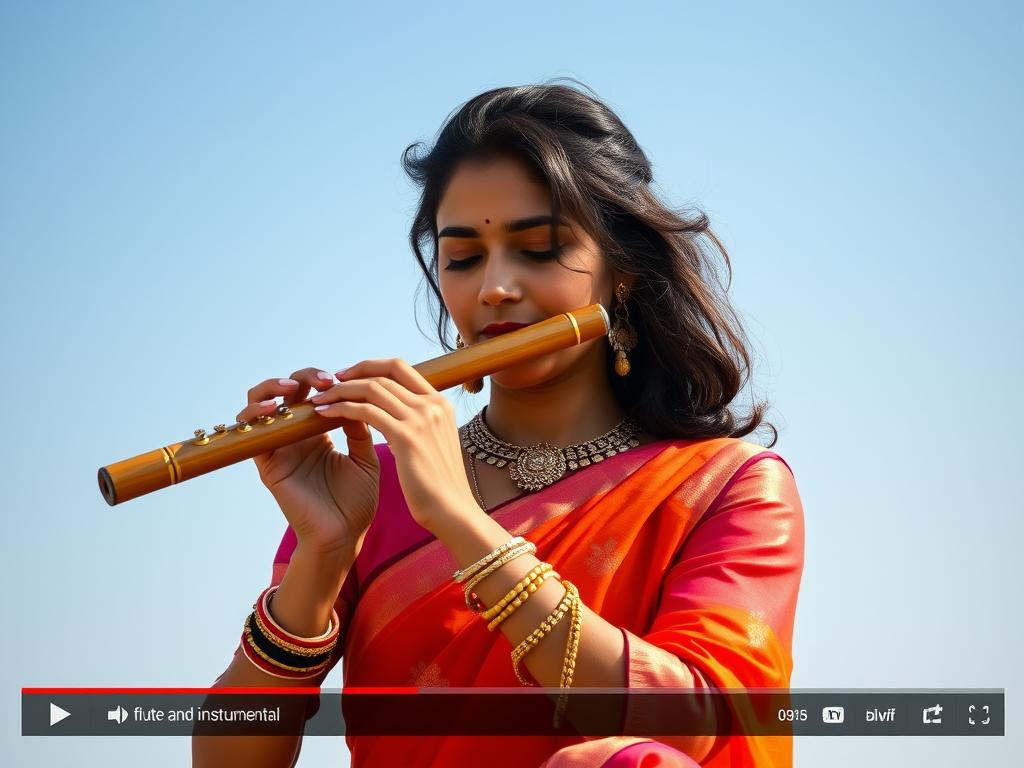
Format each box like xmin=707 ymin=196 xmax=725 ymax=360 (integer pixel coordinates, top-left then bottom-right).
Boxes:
xmin=401 ymin=79 xmax=777 ymax=447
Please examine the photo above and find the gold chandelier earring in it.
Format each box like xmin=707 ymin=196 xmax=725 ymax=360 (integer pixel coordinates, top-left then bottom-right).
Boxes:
xmin=455 ymin=334 xmax=484 ymax=393
xmin=610 ymin=282 xmax=638 ymax=377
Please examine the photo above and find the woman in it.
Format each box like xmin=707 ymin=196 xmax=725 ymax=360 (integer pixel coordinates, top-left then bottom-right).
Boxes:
xmin=193 ymin=81 xmax=804 ymax=767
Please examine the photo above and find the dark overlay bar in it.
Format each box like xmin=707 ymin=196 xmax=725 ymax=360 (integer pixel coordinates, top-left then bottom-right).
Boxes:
xmin=22 ymin=688 xmax=1004 ymax=737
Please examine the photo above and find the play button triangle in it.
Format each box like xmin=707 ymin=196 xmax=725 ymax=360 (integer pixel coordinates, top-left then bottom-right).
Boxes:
xmin=49 ymin=702 xmax=71 ymax=726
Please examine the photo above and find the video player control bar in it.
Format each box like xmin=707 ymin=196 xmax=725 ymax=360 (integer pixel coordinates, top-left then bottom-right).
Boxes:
xmin=22 ymin=688 xmax=1004 ymax=736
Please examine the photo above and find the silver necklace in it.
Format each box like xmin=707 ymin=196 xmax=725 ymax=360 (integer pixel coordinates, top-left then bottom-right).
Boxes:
xmin=460 ymin=406 xmax=642 ymax=507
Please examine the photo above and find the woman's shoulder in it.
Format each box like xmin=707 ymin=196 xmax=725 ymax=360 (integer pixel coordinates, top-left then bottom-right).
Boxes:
xmin=692 ymin=437 xmax=802 ymax=524
xmin=651 ymin=434 xmax=795 ymax=478
xmin=650 ymin=435 xmax=800 ymax=521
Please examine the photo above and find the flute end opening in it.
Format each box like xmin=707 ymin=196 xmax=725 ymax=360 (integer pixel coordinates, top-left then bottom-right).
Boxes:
xmin=98 ymin=468 xmax=118 ymax=506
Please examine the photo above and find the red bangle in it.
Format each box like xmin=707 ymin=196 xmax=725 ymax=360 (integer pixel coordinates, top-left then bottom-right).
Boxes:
xmin=240 ymin=619 xmax=333 ymax=679
xmin=254 ymin=585 xmax=340 ymax=649
xmin=239 ymin=585 xmax=341 ymax=679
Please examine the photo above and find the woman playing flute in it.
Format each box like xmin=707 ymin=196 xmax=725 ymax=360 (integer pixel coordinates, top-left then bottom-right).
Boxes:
xmin=194 ymin=80 xmax=804 ymax=768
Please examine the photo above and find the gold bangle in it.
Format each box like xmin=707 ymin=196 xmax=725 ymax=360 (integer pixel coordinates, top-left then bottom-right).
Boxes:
xmin=486 ymin=570 xmax=560 ymax=632
xmin=482 ymin=562 xmax=554 ymax=620
xmin=251 ymin=608 xmax=338 ymax=657
xmin=452 ymin=536 xmax=527 ymax=583
xmin=510 ymin=583 xmax=574 ymax=685
xmin=242 ymin=616 xmax=334 ymax=675
xmin=463 ymin=541 xmax=536 ymax=609
xmin=510 ymin=581 xmax=578 ymax=686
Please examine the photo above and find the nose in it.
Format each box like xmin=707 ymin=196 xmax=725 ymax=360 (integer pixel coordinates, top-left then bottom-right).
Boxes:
xmin=477 ymin=251 xmax=522 ymax=306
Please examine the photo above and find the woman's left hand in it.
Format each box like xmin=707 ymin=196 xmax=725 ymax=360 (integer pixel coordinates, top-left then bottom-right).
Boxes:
xmin=309 ymin=358 xmax=480 ymax=531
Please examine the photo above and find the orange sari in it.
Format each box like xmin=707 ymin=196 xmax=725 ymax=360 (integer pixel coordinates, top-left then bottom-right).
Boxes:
xmin=254 ymin=436 xmax=805 ymax=766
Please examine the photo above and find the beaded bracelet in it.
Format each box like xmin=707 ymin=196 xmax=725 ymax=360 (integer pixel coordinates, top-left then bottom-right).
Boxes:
xmin=510 ymin=581 xmax=578 ymax=686
xmin=553 ymin=586 xmax=584 ymax=727
xmin=559 ymin=587 xmax=583 ymax=689
xmin=486 ymin=569 xmax=561 ymax=632
xmin=452 ymin=536 xmax=527 ymax=583
xmin=482 ymin=562 xmax=554 ymax=620
xmin=463 ymin=541 xmax=536 ymax=610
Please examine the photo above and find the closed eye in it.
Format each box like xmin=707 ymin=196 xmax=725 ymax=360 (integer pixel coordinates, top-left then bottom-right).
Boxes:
xmin=443 ymin=255 xmax=482 ymax=271
xmin=443 ymin=246 xmax=564 ymax=271
xmin=521 ymin=246 xmax=564 ymax=261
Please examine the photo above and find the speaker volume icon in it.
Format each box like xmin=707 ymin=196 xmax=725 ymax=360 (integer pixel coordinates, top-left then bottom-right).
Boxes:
xmin=107 ymin=705 xmax=128 ymax=724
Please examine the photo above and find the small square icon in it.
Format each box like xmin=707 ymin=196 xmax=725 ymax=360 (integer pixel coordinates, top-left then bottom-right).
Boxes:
xmin=822 ymin=706 xmax=845 ymax=724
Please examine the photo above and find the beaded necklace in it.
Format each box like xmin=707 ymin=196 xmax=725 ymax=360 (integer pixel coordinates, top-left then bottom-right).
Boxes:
xmin=459 ymin=406 xmax=642 ymax=508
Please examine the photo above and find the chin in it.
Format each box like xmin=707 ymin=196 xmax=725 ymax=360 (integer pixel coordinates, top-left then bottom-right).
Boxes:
xmin=491 ymin=343 xmax=606 ymax=391
xmin=489 ymin=357 xmax=568 ymax=390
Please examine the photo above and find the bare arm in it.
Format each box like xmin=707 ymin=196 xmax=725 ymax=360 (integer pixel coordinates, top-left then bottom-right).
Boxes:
xmin=192 ymin=543 xmax=353 ymax=768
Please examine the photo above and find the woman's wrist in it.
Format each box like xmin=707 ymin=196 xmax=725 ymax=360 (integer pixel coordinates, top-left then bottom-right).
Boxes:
xmin=269 ymin=543 xmax=353 ymax=637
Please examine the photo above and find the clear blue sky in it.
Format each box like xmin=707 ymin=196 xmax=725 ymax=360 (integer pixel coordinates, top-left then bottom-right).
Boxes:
xmin=2 ymin=1 xmax=1020 ymax=765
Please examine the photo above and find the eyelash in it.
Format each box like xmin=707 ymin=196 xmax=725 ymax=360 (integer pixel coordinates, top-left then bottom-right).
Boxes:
xmin=444 ymin=247 xmax=564 ymax=271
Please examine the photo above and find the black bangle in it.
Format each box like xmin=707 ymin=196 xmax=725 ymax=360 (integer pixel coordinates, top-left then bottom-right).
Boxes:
xmin=244 ymin=612 xmax=334 ymax=670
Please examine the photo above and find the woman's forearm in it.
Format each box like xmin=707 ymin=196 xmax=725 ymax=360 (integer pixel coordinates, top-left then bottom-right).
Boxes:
xmin=271 ymin=542 xmax=354 ymax=636
xmin=430 ymin=509 xmax=627 ymax=688
xmin=192 ymin=544 xmax=353 ymax=768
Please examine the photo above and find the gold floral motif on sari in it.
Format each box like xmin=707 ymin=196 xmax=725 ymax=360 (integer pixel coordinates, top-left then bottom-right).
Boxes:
xmin=585 ymin=537 xmax=621 ymax=576
xmin=745 ymin=608 xmax=771 ymax=649
xmin=409 ymin=660 xmax=450 ymax=687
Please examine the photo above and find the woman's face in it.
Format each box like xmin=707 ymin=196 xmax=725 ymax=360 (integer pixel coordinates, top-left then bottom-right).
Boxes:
xmin=436 ymin=153 xmax=616 ymax=390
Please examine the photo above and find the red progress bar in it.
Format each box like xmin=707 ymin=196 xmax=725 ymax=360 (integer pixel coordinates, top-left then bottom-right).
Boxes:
xmin=22 ymin=687 xmax=418 ymax=695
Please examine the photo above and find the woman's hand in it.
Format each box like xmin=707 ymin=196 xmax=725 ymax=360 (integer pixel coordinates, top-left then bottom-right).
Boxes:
xmin=310 ymin=358 xmax=480 ymax=531
xmin=238 ymin=368 xmax=380 ymax=556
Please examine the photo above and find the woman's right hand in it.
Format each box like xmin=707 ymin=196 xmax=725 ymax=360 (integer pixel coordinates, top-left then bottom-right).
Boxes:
xmin=238 ymin=368 xmax=380 ymax=556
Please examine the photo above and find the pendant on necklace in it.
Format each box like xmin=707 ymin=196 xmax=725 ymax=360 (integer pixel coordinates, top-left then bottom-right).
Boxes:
xmin=508 ymin=443 xmax=568 ymax=491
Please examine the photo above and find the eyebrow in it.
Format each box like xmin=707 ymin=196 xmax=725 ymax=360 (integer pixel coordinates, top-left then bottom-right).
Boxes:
xmin=437 ymin=215 xmax=569 ymax=239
